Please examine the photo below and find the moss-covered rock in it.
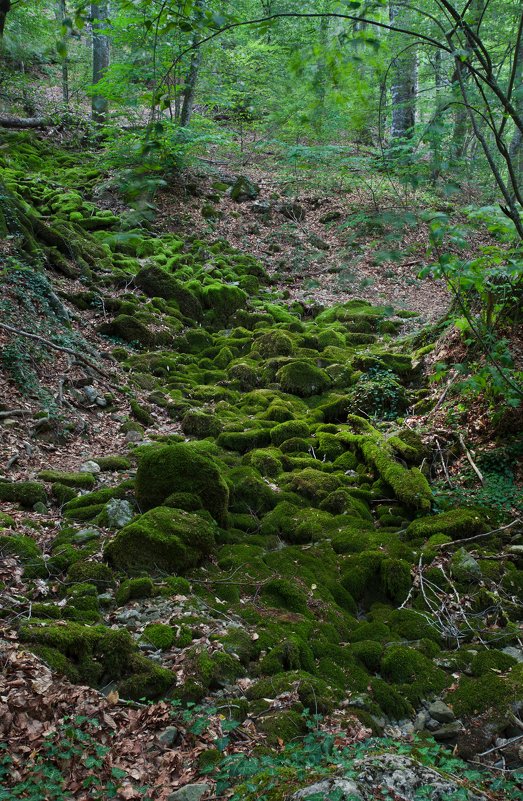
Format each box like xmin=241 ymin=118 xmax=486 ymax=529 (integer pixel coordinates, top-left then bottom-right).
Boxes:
xmin=115 ymin=576 xmax=155 ymax=605
xmin=142 ymin=623 xmax=175 ymax=650
xmin=39 ymin=470 xmax=96 ymax=489
xmin=104 ymin=506 xmax=215 ymax=574
xmin=276 ymin=361 xmax=330 ymax=397
xmin=270 ymin=419 xmax=309 ymax=447
xmin=135 ymin=442 xmax=229 ymax=525
xmin=0 ymin=480 xmax=47 ymax=508
xmin=406 ymin=508 xmax=486 ymax=541
xmin=253 ymin=330 xmax=294 ymax=358
xmin=98 ymin=314 xmax=153 ymax=346
xmin=66 ymin=561 xmax=115 ymax=591
xmin=135 ymin=265 xmax=202 ymax=319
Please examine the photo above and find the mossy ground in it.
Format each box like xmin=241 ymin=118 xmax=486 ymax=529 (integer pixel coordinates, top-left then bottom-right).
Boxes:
xmin=2 ymin=131 xmax=521 ymax=742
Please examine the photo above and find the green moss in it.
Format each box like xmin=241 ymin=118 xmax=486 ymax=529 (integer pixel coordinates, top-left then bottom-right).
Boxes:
xmin=143 ymin=623 xmax=175 ymax=650
xmin=0 ymin=480 xmax=47 ymax=508
xmin=247 ymin=671 xmax=338 ymax=714
xmin=471 ymin=649 xmax=517 ymax=676
xmin=135 ymin=442 xmax=229 ymax=525
xmin=261 ymin=578 xmax=309 ymax=614
xmin=181 ymin=410 xmax=222 ymax=438
xmin=104 ymin=506 xmax=215 ymax=574
xmin=227 ymin=362 xmax=260 ymax=391
xmin=39 ymin=471 xmax=96 ymax=489
xmin=406 ymin=508 xmax=486 ymax=541
xmin=130 ymin=399 xmax=154 ymax=427
xmin=242 ymin=448 xmax=283 ymax=477
xmin=0 ymin=512 xmax=15 ymax=527
xmin=351 ymin=639 xmax=383 ymax=672
xmin=270 ymin=420 xmax=309 ymax=447
xmin=286 ymin=468 xmax=341 ymax=502
xmin=117 ymin=654 xmax=174 ymax=700
xmin=360 ymin=438 xmax=432 ymax=511
xmin=29 ymin=645 xmax=80 ymax=682
xmin=371 ymin=678 xmax=413 ymax=719
xmin=256 ymin=710 xmax=308 ymax=745
xmin=448 ymin=672 xmax=514 ymax=717
xmin=98 ymin=314 xmax=153 ymax=346
xmin=253 ymin=330 xmax=294 ymax=358
xmin=380 ymin=645 xmax=450 ymax=704
xmin=52 ymin=482 xmax=78 ymax=505
xmin=276 ymin=361 xmax=330 ymax=397
xmin=380 ymin=558 xmax=412 ymax=603
xmin=93 ymin=455 xmax=131 ymax=472
xmin=201 ymin=283 xmax=248 ymax=326
xmin=258 ymin=637 xmax=315 ymax=676
xmin=116 ymin=576 xmax=155 ymax=605
xmin=0 ymin=534 xmax=41 ymax=562
xmin=66 ymin=561 xmax=115 ymax=591
xmin=135 ymin=265 xmax=202 ymax=319
xmin=217 ymin=428 xmax=271 ymax=453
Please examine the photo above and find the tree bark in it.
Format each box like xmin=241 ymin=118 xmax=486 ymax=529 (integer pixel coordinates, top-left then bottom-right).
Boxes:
xmin=180 ymin=1 xmax=203 ymax=127
xmin=91 ymin=2 xmax=110 ymax=124
xmin=55 ymin=0 xmax=69 ymax=104
xmin=0 ymin=0 xmax=11 ymax=39
xmin=0 ymin=114 xmax=52 ymax=128
xmin=389 ymin=2 xmax=417 ymax=139
xmin=509 ymin=24 xmax=523 ymax=206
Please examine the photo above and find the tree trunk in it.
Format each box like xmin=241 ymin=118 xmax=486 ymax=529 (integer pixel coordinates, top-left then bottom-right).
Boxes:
xmin=180 ymin=2 xmax=203 ymax=127
xmin=389 ymin=3 xmax=417 ymax=139
xmin=55 ymin=0 xmax=69 ymax=104
xmin=0 ymin=0 xmax=11 ymax=39
xmin=451 ymin=0 xmax=484 ymax=159
xmin=91 ymin=2 xmax=110 ymax=124
xmin=509 ymin=24 xmax=523 ymax=206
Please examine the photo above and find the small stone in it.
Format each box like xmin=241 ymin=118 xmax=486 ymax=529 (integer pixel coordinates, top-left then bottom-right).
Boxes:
xmin=292 ymin=778 xmax=362 ymax=800
xmin=32 ymin=502 xmax=47 ymax=514
xmin=414 ymin=710 xmax=430 ymax=731
xmin=158 ymin=726 xmax=180 ymax=747
xmin=502 ymin=646 xmax=523 ymax=663
xmin=167 ymin=783 xmax=211 ymax=801
xmin=125 ymin=430 xmax=143 ymax=443
xmin=450 ymin=548 xmax=481 ymax=582
xmin=95 ymin=396 xmax=108 ymax=407
xmin=102 ymin=499 xmax=134 ymax=529
xmin=432 ymin=721 xmax=463 ymax=741
xmin=83 ymin=386 xmax=99 ymax=403
xmin=251 ymin=200 xmax=271 ymax=214
xmin=230 ymin=176 xmax=259 ymax=202
xmin=427 ymin=700 xmax=455 ymax=723
xmin=72 ymin=528 xmax=101 ymax=544
xmin=80 ymin=460 xmax=101 ymax=474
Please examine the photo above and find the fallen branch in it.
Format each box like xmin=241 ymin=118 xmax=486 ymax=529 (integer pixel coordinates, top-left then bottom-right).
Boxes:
xmin=0 ymin=114 xmax=52 ymax=128
xmin=0 ymin=409 xmax=32 ymax=419
xmin=436 ymin=519 xmax=521 ymax=549
xmin=0 ymin=322 xmax=114 ymax=381
xmin=459 ymin=432 xmax=484 ymax=485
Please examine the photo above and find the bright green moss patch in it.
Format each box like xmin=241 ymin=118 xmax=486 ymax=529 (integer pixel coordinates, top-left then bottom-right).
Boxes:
xmin=135 ymin=442 xmax=229 ymax=525
xmin=0 ymin=534 xmax=41 ymax=561
xmin=39 ymin=471 xmax=96 ymax=489
xmin=406 ymin=508 xmax=486 ymax=541
xmin=104 ymin=506 xmax=215 ymax=574
xmin=276 ymin=361 xmax=330 ymax=397
xmin=115 ymin=576 xmax=155 ymax=605
xmin=0 ymin=480 xmax=47 ymax=508
xmin=270 ymin=419 xmax=309 ymax=447
xmin=142 ymin=623 xmax=175 ymax=650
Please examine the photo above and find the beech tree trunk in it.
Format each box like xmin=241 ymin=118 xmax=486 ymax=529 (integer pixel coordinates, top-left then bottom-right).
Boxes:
xmin=180 ymin=1 xmax=203 ymax=127
xmin=389 ymin=2 xmax=417 ymax=139
xmin=55 ymin=0 xmax=69 ymax=104
xmin=0 ymin=0 xmax=10 ymax=39
xmin=509 ymin=27 xmax=523 ymax=206
xmin=91 ymin=2 xmax=110 ymax=124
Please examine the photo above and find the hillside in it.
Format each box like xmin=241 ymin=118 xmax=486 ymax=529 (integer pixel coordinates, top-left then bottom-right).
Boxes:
xmin=1 ymin=129 xmax=523 ymax=801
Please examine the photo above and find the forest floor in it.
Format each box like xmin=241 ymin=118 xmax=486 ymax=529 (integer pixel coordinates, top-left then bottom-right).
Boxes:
xmin=1 ymin=130 xmax=523 ymax=801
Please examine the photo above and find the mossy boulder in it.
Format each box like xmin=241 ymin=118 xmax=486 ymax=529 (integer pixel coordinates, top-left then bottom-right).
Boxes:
xmin=135 ymin=443 xmax=229 ymax=525
xmin=276 ymin=361 xmax=330 ymax=397
xmin=0 ymin=480 xmax=47 ymax=509
xmin=0 ymin=533 xmax=41 ymax=562
xmin=270 ymin=419 xmax=309 ymax=447
xmin=142 ymin=623 xmax=175 ymax=650
xmin=253 ymin=330 xmax=294 ymax=358
xmin=116 ymin=576 xmax=155 ymax=605
xmin=39 ymin=470 xmax=96 ymax=489
xmin=66 ymin=561 xmax=115 ymax=591
xmin=104 ymin=506 xmax=215 ymax=574
xmin=98 ymin=314 xmax=153 ymax=346
xmin=406 ymin=508 xmax=486 ymax=541
xmin=135 ymin=265 xmax=202 ymax=319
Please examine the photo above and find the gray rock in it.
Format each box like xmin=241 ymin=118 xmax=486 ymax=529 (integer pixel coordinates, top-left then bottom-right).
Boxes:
xmin=158 ymin=726 xmax=180 ymax=747
xmin=71 ymin=528 xmax=101 ymax=545
xmin=81 ymin=460 xmax=101 ymax=474
xmin=292 ymin=778 xmax=362 ymax=800
xmin=230 ymin=176 xmax=259 ymax=202
xmin=450 ymin=548 xmax=481 ymax=582
xmin=427 ymin=699 xmax=455 ymax=723
xmin=432 ymin=721 xmax=463 ymax=741
xmin=125 ymin=430 xmax=143 ymax=443
xmin=83 ymin=386 xmax=99 ymax=403
xmin=102 ymin=498 xmax=134 ymax=529
xmin=251 ymin=200 xmax=271 ymax=214
xmin=414 ymin=710 xmax=430 ymax=731
xmin=354 ymin=754 xmax=485 ymax=800
xmin=502 ymin=646 xmax=523 ymax=663
xmin=167 ymin=783 xmax=211 ymax=801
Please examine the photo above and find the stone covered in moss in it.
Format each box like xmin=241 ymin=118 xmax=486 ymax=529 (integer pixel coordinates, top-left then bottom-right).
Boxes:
xmin=143 ymin=623 xmax=175 ymax=650
xmin=116 ymin=576 xmax=155 ymax=605
xmin=104 ymin=506 xmax=215 ymax=574
xmin=98 ymin=314 xmax=153 ymax=346
xmin=406 ymin=508 xmax=486 ymax=541
xmin=276 ymin=361 xmax=330 ymax=397
xmin=39 ymin=470 xmax=96 ymax=489
xmin=0 ymin=533 xmax=41 ymax=562
xmin=135 ymin=443 xmax=229 ymax=525
xmin=66 ymin=561 xmax=115 ymax=591
xmin=135 ymin=265 xmax=202 ymax=319
xmin=0 ymin=480 xmax=47 ymax=508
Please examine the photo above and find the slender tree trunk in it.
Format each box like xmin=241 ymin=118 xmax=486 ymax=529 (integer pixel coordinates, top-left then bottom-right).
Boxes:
xmin=55 ymin=0 xmax=69 ymax=104
xmin=180 ymin=46 xmax=201 ymax=127
xmin=431 ymin=49 xmax=444 ymax=181
xmin=389 ymin=2 xmax=417 ymax=139
xmin=312 ymin=14 xmax=329 ymax=138
xmin=0 ymin=0 xmax=10 ymax=39
xmin=91 ymin=2 xmax=110 ymax=124
xmin=180 ymin=0 xmax=204 ymax=127
xmin=451 ymin=0 xmax=484 ymax=159
xmin=509 ymin=27 xmax=523 ymax=206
